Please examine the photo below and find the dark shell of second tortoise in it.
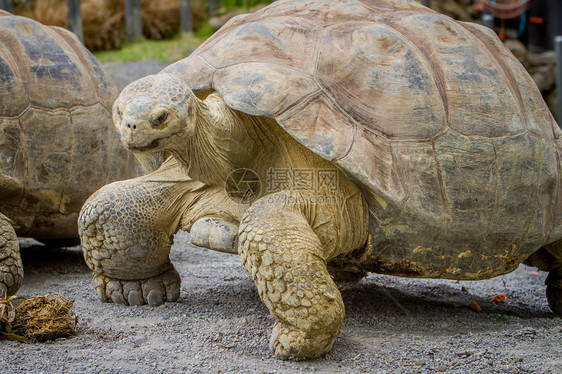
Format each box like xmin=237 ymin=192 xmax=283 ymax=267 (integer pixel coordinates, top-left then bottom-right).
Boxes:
xmin=0 ymin=12 xmax=138 ymax=239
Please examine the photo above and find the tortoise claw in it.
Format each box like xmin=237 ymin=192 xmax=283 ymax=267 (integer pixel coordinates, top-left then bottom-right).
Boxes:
xmin=93 ymin=268 xmax=181 ymax=306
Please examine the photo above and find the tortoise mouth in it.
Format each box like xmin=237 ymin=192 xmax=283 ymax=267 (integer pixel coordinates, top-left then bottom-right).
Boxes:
xmin=127 ymin=138 xmax=160 ymax=152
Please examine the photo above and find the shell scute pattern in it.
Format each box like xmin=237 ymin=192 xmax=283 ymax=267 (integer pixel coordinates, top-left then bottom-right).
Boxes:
xmin=5 ymin=16 xmax=98 ymax=111
xmin=0 ymin=13 xmax=135 ymax=238
xmin=161 ymin=0 xmax=561 ymax=278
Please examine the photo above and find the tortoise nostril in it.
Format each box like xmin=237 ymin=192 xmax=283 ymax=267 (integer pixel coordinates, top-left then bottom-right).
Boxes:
xmin=127 ymin=123 xmax=137 ymax=131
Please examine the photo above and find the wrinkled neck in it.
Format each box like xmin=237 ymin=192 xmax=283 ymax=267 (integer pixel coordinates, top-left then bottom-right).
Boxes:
xmin=170 ymin=94 xmax=268 ymax=186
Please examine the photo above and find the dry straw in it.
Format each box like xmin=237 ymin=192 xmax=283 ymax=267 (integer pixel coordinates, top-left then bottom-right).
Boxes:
xmin=15 ymin=0 xmax=208 ymax=51
xmin=0 ymin=295 xmax=78 ymax=342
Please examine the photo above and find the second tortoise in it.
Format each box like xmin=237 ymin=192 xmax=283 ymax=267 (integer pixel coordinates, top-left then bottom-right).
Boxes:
xmin=0 ymin=12 xmax=138 ymax=296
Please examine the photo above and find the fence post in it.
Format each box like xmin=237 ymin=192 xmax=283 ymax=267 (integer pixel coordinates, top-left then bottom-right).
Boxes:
xmin=180 ymin=0 xmax=193 ymax=33
xmin=554 ymin=35 xmax=562 ymax=122
xmin=209 ymin=0 xmax=219 ymax=17
xmin=0 ymin=0 xmax=13 ymax=13
xmin=66 ymin=0 xmax=84 ymax=43
xmin=125 ymin=0 xmax=142 ymax=42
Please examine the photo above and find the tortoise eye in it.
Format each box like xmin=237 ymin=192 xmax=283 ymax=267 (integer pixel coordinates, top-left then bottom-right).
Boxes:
xmin=151 ymin=111 xmax=168 ymax=126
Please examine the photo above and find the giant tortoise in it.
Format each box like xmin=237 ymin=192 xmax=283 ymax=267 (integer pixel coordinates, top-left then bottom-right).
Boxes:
xmin=79 ymin=0 xmax=562 ymax=359
xmin=0 ymin=12 xmax=138 ymax=297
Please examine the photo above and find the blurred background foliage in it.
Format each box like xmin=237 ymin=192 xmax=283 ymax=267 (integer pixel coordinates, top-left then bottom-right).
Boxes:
xmin=9 ymin=0 xmax=473 ymax=63
xmin=7 ymin=0 xmax=559 ymax=118
xmin=11 ymin=0 xmax=274 ymax=55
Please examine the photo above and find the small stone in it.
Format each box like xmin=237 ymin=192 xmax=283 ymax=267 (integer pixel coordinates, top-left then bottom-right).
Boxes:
xmin=550 ymin=325 xmax=562 ymax=333
xmin=437 ymin=364 xmax=446 ymax=372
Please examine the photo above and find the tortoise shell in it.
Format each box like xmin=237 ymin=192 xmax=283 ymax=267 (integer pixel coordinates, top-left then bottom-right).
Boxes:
xmin=163 ymin=0 xmax=561 ymax=278
xmin=0 ymin=12 xmax=137 ymax=239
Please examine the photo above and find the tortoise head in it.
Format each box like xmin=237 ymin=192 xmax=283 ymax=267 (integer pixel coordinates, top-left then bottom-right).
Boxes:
xmin=113 ymin=74 xmax=198 ymax=153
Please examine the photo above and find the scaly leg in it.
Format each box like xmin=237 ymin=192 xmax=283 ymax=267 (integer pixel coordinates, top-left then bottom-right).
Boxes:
xmin=79 ymin=178 xmax=182 ymax=306
xmin=79 ymin=157 xmax=244 ymax=306
xmin=0 ymin=213 xmax=23 ymax=297
xmin=238 ymin=197 xmax=344 ymax=359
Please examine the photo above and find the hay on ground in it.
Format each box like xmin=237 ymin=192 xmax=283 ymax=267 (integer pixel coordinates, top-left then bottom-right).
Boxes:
xmin=0 ymin=295 xmax=77 ymax=342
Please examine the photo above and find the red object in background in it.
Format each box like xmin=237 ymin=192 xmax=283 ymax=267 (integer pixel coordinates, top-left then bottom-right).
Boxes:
xmin=528 ymin=16 xmax=544 ymax=24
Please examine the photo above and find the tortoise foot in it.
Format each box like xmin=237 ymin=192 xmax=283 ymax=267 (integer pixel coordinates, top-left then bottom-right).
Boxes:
xmin=190 ymin=217 xmax=238 ymax=254
xmin=93 ymin=268 xmax=180 ymax=306
xmin=270 ymin=321 xmax=335 ymax=360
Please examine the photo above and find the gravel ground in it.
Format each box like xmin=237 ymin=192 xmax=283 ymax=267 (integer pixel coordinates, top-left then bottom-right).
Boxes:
xmin=103 ymin=60 xmax=169 ymax=90
xmin=2 ymin=234 xmax=561 ymax=373
xmin=1 ymin=61 xmax=561 ymax=373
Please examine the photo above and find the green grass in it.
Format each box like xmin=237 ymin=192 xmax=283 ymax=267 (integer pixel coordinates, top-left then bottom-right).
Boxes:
xmin=92 ymin=0 xmax=275 ymax=64
xmin=93 ymin=30 xmax=212 ymax=64
xmin=220 ymin=0 xmax=274 ymax=13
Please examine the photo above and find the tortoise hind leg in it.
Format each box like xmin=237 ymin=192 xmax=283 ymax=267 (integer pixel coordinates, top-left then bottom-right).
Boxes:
xmin=525 ymin=243 xmax=562 ymax=315
xmin=0 ymin=212 xmax=23 ymax=297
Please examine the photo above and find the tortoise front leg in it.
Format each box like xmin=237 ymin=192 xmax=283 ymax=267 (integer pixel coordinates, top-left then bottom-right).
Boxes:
xmin=238 ymin=195 xmax=345 ymax=360
xmin=79 ymin=177 xmax=182 ymax=306
xmin=0 ymin=212 xmax=23 ymax=297
xmin=79 ymin=157 xmax=243 ymax=306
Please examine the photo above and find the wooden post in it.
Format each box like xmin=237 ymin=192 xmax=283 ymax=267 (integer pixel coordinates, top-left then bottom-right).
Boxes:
xmin=125 ymin=0 xmax=142 ymax=42
xmin=0 ymin=0 xmax=13 ymax=13
xmin=180 ymin=0 xmax=193 ymax=33
xmin=66 ymin=0 xmax=84 ymax=44
xmin=209 ymin=0 xmax=219 ymax=17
